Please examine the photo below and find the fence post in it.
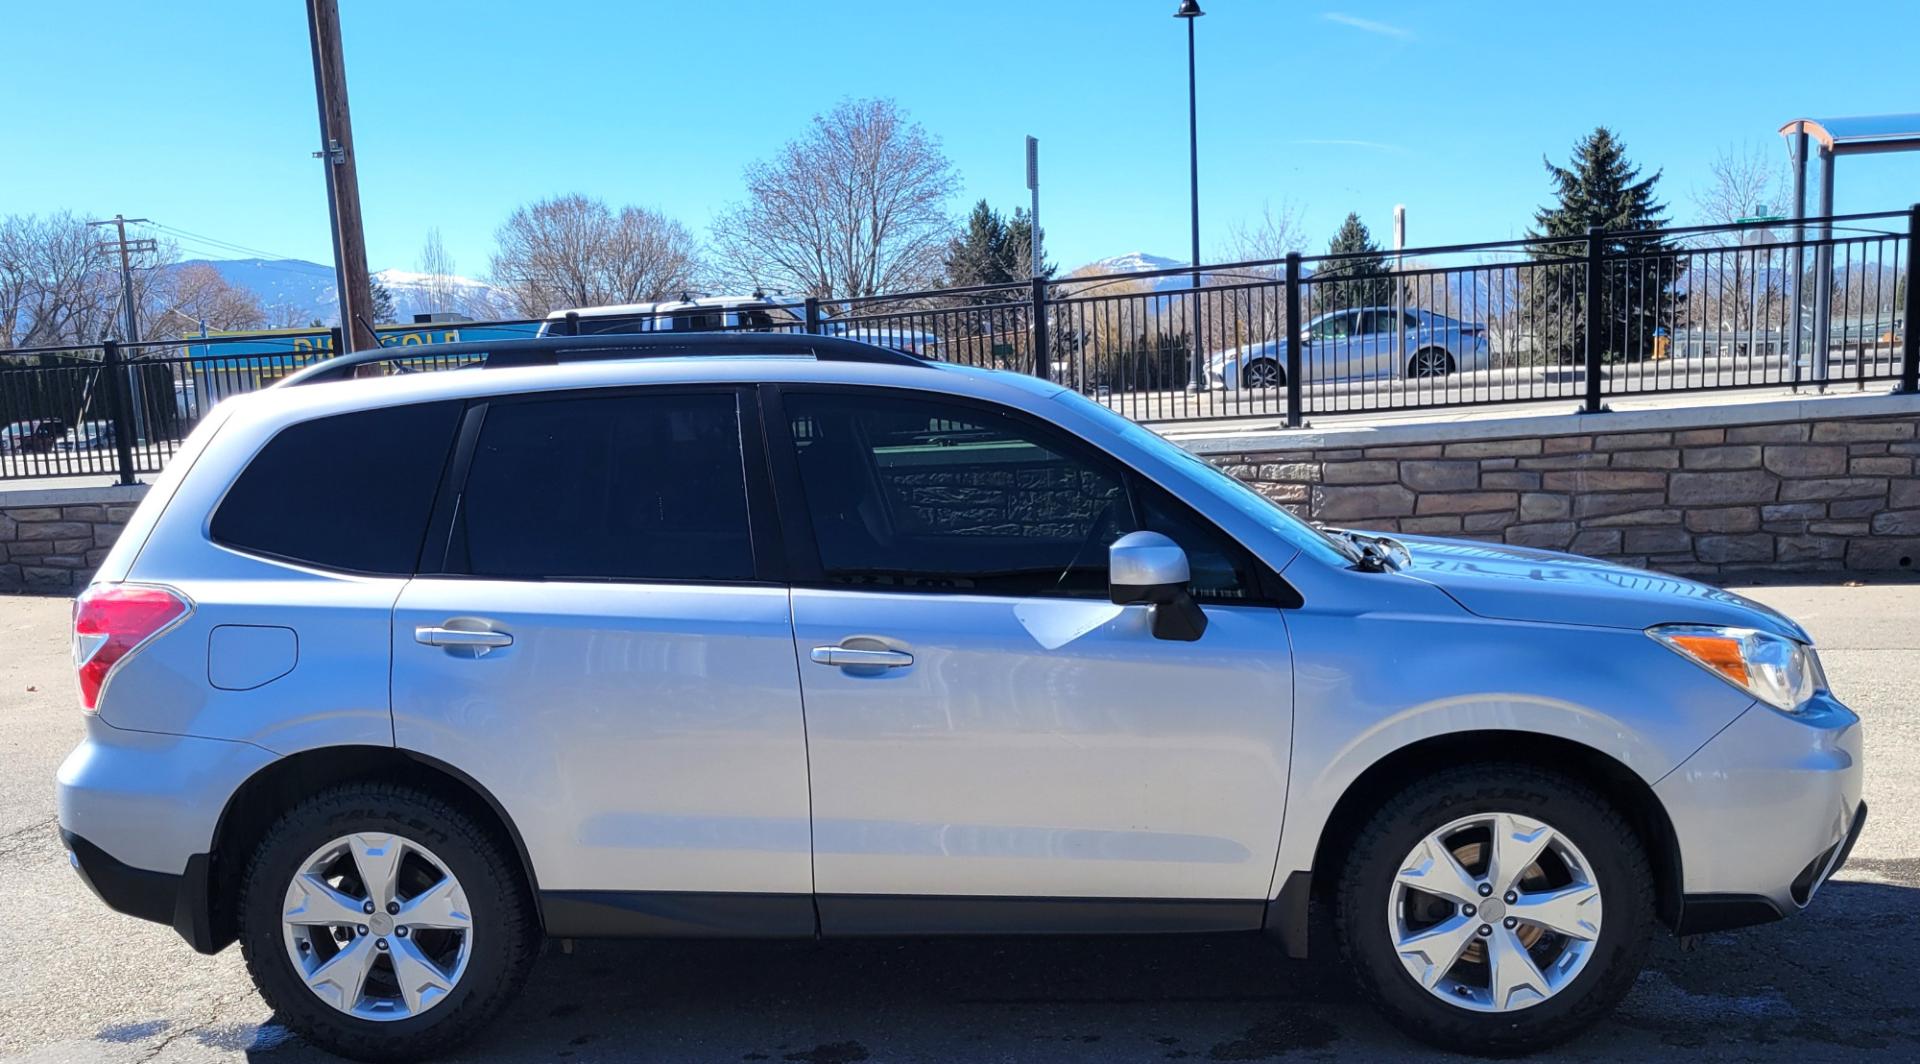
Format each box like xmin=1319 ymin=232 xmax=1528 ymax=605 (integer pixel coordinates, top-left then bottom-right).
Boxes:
xmin=328 ymin=326 xmax=344 ymax=359
xmin=1899 ymin=203 xmax=1919 ymax=395
xmin=1284 ymin=253 xmax=1303 ymax=428
xmin=1030 ymin=277 xmax=1050 ymax=381
xmin=803 ymin=297 xmax=821 ymax=335
xmin=1582 ymin=226 xmax=1606 ymax=414
xmin=101 ymin=340 xmax=138 ymax=486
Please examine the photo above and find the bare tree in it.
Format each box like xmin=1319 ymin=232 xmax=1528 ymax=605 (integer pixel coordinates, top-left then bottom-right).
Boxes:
xmin=1687 ymin=143 xmax=1788 ymax=337
xmin=1165 ymin=200 xmax=1311 ymax=363
xmin=1218 ymin=200 xmax=1305 ymax=266
xmin=153 ymin=263 xmax=267 ymax=332
xmin=417 ymin=227 xmax=460 ymax=316
xmin=0 ymin=211 xmax=120 ymax=347
xmin=711 ymin=98 xmax=958 ymax=298
xmin=488 ymin=194 xmax=700 ymax=317
xmin=1693 ymin=143 xmax=1782 ymax=227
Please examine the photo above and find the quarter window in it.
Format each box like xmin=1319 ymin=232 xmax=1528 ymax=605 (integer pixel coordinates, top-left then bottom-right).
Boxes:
xmin=457 ymin=392 xmax=754 ymax=582
xmin=210 ymin=401 xmax=462 ymax=575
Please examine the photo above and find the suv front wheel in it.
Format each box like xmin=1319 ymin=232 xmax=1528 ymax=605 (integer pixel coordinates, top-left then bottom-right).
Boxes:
xmin=1333 ymin=764 xmax=1654 ymax=1055
xmin=238 ymin=783 xmax=539 ymax=1062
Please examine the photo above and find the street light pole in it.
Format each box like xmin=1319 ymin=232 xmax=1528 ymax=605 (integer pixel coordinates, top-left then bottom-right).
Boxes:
xmin=1176 ymin=0 xmax=1205 ymax=391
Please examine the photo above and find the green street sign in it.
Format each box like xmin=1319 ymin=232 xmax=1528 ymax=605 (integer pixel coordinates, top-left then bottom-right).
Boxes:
xmin=1737 ymin=214 xmax=1786 ymax=224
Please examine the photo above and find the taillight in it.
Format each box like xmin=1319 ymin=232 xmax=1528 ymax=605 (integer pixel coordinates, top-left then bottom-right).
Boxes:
xmin=72 ymin=584 xmax=190 ymax=712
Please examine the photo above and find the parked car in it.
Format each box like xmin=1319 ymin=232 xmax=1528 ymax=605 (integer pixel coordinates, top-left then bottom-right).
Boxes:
xmin=55 ymin=420 xmax=118 ymax=451
xmin=59 ymin=332 xmax=1862 ymax=1060
xmin=1207 ymin=307 xmax=1490 ymax=390
xmin=540 ymin=296 xmax=939 ymax=357
xmin=0 ymin=417 xmax=69 ymax=454
xmin=536 ymin=295 xmax=802 ymax=337
xmin=819 ymin=317 xmax=939 ymax=357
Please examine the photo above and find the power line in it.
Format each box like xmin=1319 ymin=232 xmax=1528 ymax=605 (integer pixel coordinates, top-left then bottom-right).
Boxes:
xmin=146 ymin=222 xmax=322 ymax=266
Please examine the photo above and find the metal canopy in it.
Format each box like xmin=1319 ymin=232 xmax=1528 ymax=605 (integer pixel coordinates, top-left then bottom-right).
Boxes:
xmin=1779 ymin=114 xmax=1920 ymax=156
xmin=1776 ymin=113 xmax=1919 ymax=390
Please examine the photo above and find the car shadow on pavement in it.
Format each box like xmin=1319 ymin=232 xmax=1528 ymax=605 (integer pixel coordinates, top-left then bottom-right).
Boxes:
xmin=203 ymin=876 xmax=1920 ymax=1063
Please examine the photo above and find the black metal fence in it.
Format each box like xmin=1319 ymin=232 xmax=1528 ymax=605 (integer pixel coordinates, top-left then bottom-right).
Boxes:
xmin=3 ymin=208 xmax=1914 ymax=483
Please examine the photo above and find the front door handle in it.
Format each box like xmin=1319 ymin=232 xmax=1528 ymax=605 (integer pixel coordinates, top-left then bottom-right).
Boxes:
xmin=810 ymin=646 xmax=913 ymax=669
xmin=415 ymin=625 xmax=514 ymax=656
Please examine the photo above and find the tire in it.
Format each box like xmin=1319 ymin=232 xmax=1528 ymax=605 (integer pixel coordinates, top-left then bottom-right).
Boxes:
xmin=1333 ymin=763 xmax=1653 ymax=1057
xmin=1408 ymin=348 xmax=1456 ymax=378
xmin=237 ymin=783 xmax=539 ymax=1062
xmin=1242 ymin=358 xmax=1285 ymax=389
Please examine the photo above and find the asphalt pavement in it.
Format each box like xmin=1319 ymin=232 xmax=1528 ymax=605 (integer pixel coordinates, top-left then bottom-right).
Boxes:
xmin=1 ymin=580 xmax=1915 ymax=1063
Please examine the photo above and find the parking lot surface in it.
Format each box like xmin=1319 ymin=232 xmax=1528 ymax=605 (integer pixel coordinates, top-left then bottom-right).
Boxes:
xmin=2 ymin=580 xmax=1915 ymax=1063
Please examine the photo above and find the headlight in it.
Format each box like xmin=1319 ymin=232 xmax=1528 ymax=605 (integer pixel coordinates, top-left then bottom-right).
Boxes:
xmin=1647 ymin=624 xmax=1826 ymax=713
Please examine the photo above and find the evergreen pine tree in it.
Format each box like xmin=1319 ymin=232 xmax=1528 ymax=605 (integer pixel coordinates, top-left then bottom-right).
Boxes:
xmin=367 ymin=274 xmax=397 ymax=325
xmin=1003 ymin=207 xmax=1053 ymax=282
xmin=1525 ymin=127 xmax=1675 ymax=362
xmin=945 ymin=200 xmax=1009 ymax=294
xmin=943 ymin=200 xmax=1054 ymax=296
xmin=1313 ymin=213 xmax=1394 ymax=309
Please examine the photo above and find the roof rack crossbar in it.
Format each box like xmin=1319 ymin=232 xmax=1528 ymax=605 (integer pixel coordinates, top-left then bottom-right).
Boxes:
xmin=276 ymin=331 xmax=924 ymax=386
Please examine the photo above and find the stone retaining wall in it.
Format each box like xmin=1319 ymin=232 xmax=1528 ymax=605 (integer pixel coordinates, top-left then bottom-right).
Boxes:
xmin=1196 ymin=401 xmax=1919 ymax=578
xmin=0 ymin=485 xmax=148 ymax=592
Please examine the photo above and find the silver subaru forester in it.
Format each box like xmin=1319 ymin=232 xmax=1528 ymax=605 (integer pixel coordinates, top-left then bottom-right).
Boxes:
xmin=57 ymin=334 xmax=1864 ymax=1059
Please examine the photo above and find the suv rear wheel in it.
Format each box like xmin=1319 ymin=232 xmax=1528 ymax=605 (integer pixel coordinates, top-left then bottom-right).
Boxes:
xmin=1333 ymin=764 xmax=1653 ymax=1055
xmin=237 ymin=783 xmax=538 ymax=1062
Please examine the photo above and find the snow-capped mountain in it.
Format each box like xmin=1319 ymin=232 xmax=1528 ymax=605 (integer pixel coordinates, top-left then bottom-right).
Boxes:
xmin=181 ymin=259 xmax=508 ymax=326
xmin=373 ymin=268 xmax=509 ymax=319
xmin=1079 ymin=251 xmax=1187 ymax=276
xmin=188 ymin=258 xmax=338 ymax=325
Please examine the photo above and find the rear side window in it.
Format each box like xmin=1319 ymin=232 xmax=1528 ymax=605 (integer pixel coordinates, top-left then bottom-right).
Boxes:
xmin=211 ymin=401 xmax=462 ymax=574
xmin=455 ymin=392 xmax=754 ymax=582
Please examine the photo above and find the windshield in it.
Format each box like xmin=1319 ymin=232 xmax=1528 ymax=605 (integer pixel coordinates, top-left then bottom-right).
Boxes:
xmin=1052 ymin=391 xmax=1353 ymax=568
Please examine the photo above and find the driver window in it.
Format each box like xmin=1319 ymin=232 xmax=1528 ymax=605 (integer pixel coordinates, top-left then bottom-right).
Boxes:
xmin=786 ymin=392 xmax=1127 ymax=596
xmin=784 ymin=391 xmax=1258 ymax=601
xmin=1312 ymin=312 xmax=1356 ymax=340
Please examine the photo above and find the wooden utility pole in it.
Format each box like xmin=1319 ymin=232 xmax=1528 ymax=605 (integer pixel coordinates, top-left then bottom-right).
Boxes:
xmin=306 ymin=0 xmax=377 ymax=353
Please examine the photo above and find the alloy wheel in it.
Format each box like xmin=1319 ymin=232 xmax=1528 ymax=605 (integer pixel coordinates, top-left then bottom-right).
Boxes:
xmin=1243 ymin=360 xmax=1282 ymax=389
xmin=281 ymin=832 xmax=474 ymax=1021
xmin=1387 ymin=811 xmax=1602 ymax=1013
xmin=1410 ymin=350 xmax=1453 ymax=377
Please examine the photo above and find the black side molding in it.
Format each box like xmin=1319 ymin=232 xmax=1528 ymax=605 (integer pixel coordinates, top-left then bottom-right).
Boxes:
xmin=540 ymin=890 xmax=817 ymax=938
xmin=62 ymin=830 xmax=222 ymax=954
xmin=816 ymin=894 xmax=1265 ymax=936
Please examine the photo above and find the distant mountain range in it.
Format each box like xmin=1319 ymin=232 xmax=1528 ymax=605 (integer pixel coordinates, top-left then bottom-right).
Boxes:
xmin=181 ymin=258 xmax=506 ymax=328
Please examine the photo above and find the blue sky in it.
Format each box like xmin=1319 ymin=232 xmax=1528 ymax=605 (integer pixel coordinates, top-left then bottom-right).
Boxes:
xmin=5 ymin=1 xmax=1916 ymax=281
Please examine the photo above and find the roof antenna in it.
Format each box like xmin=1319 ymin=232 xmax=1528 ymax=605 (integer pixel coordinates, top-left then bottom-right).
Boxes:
xmin=351 ymin=314 xmax=399 ymax=373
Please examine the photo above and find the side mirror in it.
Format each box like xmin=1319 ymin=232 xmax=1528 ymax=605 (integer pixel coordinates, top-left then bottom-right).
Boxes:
xmin=1108 ymin=531 xmax=1207 ymax=642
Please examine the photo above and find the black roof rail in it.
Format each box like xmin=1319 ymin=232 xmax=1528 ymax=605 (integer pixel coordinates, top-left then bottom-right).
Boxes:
xmin=275 ymin=331 xmax=926 ymax=387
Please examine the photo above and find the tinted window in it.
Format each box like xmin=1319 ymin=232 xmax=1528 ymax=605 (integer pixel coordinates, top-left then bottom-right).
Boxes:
xmin=1359 ymin=310 xmax=1400 ymax=334
xmin=553 ymin=315 xmax=657 ymax=336
xmin=212 ymin=401 xmax=462 ymax=574
xmin=458 ymin=392 xmax=753 ymax=582
xmin=785 ymin=392 xmax=1257 ymax=600
xmin=1134 ymin=481 xmax=1257 ymax=601
xmin=1312 ymin=312 xmax=1357 ymax=340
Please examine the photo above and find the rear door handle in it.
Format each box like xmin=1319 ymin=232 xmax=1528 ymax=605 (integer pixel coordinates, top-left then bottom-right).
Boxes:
xmin=810 ymin=646 xmax=914 ymax=668
xmin=415 ymin=625 xmax=514 ymax=656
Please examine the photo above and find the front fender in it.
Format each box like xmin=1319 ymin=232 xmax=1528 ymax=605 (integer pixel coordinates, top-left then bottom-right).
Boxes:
xmin=1270 ymin=606 xmax=1754 ymax=892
